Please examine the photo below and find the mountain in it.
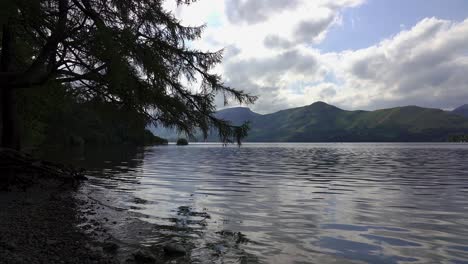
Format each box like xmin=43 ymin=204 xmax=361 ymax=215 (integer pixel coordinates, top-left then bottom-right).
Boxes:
xmin=230 ymin=102 xmax=468 ymax=142
xmin=150 ymin=102 xmax=468 ymax=142
xmin=248 ymin=102 xmax=468 ymax=142
xmin=215 ymin=107 xmax=262 ymax=125
xmin=148 ymin=107 xmax=261 ymax=141
xmin=148 ymin=126 xmax=183 ymax=142
xmin=453 ymin=104 xmax=468 ymax=119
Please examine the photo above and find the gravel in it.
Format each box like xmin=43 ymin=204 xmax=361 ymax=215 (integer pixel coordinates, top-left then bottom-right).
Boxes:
xmin=0 ymin=175 xmax=119 ymax=264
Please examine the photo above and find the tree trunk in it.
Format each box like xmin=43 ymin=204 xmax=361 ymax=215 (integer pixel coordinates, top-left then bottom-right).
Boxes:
xmin=0 ymin=22 xmax=20 ymax=150
xmin=1 ymin=88 xmax=20 ymax=150
xmin=0 ymin=84 xmax=2 ymax=142
xmin=0 ymin=23 xmax=20 ymax=150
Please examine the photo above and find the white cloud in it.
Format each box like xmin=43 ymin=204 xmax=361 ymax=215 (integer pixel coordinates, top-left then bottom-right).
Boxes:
xmin=167 ymin=1 xmax=468 ymax=113
xmin=329 ymin=18 xmax=468 ymax=110
xmin=224 ymin=0 xmax=300 ymax=25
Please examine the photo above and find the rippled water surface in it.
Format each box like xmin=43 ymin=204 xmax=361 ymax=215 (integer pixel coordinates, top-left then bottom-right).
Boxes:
xmin=74 ymin=143 xmax=468 ymax=263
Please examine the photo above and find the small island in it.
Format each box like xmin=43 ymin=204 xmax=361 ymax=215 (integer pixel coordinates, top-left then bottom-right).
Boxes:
xmin=176 ymin=138 xmax=189 ymax=146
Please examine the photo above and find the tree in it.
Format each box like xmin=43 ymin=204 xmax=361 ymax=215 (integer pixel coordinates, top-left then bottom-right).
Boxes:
xmin=176 ymin=138 xmax=188 ymax=145
xmin=0 ymin=0 xmax=256 ymax=150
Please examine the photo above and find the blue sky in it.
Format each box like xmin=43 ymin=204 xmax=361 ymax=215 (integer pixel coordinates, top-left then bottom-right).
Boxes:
xmin=170 ymin=0 xmax=468 ymax=113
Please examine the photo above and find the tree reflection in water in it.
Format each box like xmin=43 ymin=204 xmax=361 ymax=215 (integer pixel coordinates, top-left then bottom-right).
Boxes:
xmin=51 ymin=146 xmax=259 ymax=263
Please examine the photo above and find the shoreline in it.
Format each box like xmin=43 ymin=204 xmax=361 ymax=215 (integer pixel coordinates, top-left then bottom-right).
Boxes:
xmin=0 ymin=147 xmax=189 ymax=264
xmin=0 ymin=171 xmax=185 ymax=264
xmin=0 ymin=173 xmax=121 ymax=264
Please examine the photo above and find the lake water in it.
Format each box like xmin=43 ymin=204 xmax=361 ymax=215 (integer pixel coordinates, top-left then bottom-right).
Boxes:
xmin=74 ymin=143 xmax=468 ymax=263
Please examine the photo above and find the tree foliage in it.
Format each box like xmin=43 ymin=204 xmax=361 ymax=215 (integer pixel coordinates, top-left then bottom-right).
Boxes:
xmin=448 ymin=135 xmax=468 ymax=142
xmin=0 ymin=0 xmax=256 ymax=147
xmin=17 ymin=83 xmax=168 ymax=148
xmin=176 ymin=138 xmax=188 ymax=145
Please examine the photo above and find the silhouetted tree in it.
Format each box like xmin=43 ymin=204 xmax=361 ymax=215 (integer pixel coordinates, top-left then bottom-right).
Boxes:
xmin=0 ymin=0 xmax=255 ymax=150
xmin=176 ymin=138 xmax=188 ymax=145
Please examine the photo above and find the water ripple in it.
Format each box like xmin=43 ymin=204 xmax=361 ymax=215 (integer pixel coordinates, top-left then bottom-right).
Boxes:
xmin=74 ymin=143 xmax=468 ymax=264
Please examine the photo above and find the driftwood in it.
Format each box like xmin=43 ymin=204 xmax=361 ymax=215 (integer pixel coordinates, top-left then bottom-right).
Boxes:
xmin=0 ymin=148 xmax=86 ymax=182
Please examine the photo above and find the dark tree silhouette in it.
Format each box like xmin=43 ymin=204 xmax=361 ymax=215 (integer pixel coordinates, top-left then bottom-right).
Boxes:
xmin=0 ymin=0 xmax=256 ymax=150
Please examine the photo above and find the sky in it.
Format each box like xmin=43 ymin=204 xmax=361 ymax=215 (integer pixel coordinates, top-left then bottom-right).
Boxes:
xmin=164 ymin=0 xmax=468 ymax=114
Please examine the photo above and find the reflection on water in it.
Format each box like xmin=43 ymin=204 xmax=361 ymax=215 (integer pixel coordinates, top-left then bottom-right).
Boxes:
xmin=67 ymin=143 xmax=468 ymax=263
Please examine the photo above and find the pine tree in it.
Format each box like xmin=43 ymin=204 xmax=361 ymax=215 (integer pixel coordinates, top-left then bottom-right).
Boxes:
xmin=0 ymin=0 xmax=256 ymax=149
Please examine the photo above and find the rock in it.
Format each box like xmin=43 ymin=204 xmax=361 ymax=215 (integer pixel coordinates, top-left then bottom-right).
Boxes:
xmin=22 ymin=199 xmax=34 ymax=206
xmin=133 ymin=250 xmax=156 ymax=263
xmin=74 ymin=174 xmax=88 ymax=181
xmin=102 ymin=242 xmax=119 ymax=254
xmin=46 ymin=239 xmax=58 ymax=245
xmin=49 ymin=194 xmax=60 ymax=201
xmin=163 ymin=244 xmax=186 ymax=257
xmin=0 ymin=241 xmax=17 ymax=251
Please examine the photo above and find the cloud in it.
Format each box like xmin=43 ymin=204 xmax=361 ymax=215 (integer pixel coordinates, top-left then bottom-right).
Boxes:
xmin=263 ymin=12 xmax=338 ymax=49
xmin=225 ymin=49 xmax=320 ymax=84
xmin=170 ymin=1 xmax=468 ymax=113
xmin=237 ymin=17 xmax=468 ymax=113
xmin=184 ymin=0 xmax=365 ymax=113
xmin=223 ymin=45 xmax=242 ymax=59
xmin=263 ymin=35 xmax=293 ymax=49
xmin=332 ymin=17 xmax=468 ymax=110
xmin=222 ymin=48 xmax=326 ymax=113
xmin=318 ymin=85 xmax=337 ymax=99
xmin=225 ymin=0 xmax=300 ymax=25
xmin=294 ymin=14 xmax=336 ymax=44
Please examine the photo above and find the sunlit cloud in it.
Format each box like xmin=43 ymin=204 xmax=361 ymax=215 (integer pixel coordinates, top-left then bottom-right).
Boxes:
xmin=166 ymin=0 xmax=468 ymax=113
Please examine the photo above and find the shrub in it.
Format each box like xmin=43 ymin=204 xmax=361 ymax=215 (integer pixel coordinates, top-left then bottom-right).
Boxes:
xmin=176 ymin=138 xmax=189 ymax=145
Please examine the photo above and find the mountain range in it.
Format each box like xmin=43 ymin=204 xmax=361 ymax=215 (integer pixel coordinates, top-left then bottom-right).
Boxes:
xmin=150 ymin=102 xmax=468 ymax=142
xmin=453 ymin=104 xmax=468 ymax=119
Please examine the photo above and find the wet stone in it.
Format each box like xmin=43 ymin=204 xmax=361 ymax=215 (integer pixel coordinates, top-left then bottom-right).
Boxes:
xmin=133 ymin=250 xmax=157 ymax=263
xmin=46 ymin=239 xmax=58 ymax=245
xmin=163 ymin=244 xmax=187 ymax=257
xmin=102 ymin=242 xmax=119 ymax=254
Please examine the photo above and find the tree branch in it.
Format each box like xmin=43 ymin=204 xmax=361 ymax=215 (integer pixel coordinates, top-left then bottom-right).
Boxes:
xmin=11 ymin=0 xmax=70 ymax=88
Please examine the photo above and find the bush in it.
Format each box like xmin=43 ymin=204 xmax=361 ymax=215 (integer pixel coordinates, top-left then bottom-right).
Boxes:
xmin=176 ymin=138 xmax=189 ymax=145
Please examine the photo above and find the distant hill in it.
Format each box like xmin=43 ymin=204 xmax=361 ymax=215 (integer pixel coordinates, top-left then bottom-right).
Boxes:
xmin=150 ymin=102 xmax=468 ymax=142
xmin=248 ymin=102 xmax=468 ymax=142
xmin=148 ymin=126 xmax=184 ymax=142
xmin=202 ymin=107 xmax=263 ymax=141
xmin=148 ymin=107 xmax=261 ymax=141
xmin=215 ymin=107 xmax=261 ymax=125
xmin=453 ymin=104 xmax=468 ymax=119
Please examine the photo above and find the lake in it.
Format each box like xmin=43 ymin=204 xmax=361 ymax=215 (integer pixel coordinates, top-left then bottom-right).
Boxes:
xmin=72 ymin=143 xmax=468 ymax=263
